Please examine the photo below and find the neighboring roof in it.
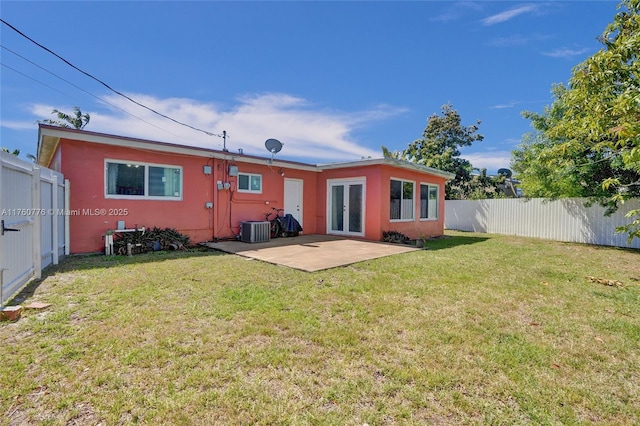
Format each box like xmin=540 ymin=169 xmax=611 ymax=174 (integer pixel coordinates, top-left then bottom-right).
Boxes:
xmin=37 ymin=124 xmax=455 ymax=179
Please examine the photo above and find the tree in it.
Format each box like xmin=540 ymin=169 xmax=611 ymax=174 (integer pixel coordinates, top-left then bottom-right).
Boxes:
xmin=1 ymin=148 xmax=37 ymax=162
xmin=466 ymin=168 xmax=508 ymax=200
xmin=40 ymin=106 xmax=90 ymax=129
xmin=381 ymin=145 xmax=406 ymax=160
xmin=402 ymin=103 xmax=484 ymax=199
xmin=512 ymin=0 xmax=640 ymax=240
xmin=512 ymin=85 xmax=638 ymax=208
xmin=1 ymin=147 xmax=20 ymax=156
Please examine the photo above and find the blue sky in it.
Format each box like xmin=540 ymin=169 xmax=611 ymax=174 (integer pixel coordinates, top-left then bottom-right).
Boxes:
xmin=1 ymin=1 xmax=619 ymax=173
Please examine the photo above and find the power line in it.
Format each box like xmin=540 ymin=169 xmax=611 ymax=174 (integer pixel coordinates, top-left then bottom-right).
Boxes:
xmin=1 ymin=62 xmax=68 ymax=97
xmin=1 ymin=44 xmax=182 ymax=138
xmin=0 ymin=18 xmax=225 ymax=138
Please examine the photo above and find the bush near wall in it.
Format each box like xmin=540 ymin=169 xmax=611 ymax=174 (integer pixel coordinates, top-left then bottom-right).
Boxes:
xmin=112 ymin=227 xmax=191 ymax=255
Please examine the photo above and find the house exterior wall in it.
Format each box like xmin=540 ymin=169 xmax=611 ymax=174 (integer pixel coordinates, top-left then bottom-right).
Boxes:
xmin=43 ymin=128 xmax=449 ymax=253
xmin=377 ymin=164 xmax=448 ymax=240
xmin=209 ymin=159 xmax=318 ymax=239
xmin=316 ymin=164 xmax=379 ymax=239
xmin=53 ymin=138 xmax=320 ymax=253
xmin=318 ymin=164 xmax=448 ymax=241
xmin=57 ymin=138 xmax=214 ymax=253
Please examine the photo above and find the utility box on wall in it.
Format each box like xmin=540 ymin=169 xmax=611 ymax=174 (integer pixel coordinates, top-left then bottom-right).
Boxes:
xmin=228 ymin=165 xmax=239 ymax=176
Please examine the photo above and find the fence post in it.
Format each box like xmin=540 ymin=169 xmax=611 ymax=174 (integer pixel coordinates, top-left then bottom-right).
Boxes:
xmin=51 ymin=173 xmax=59 ymax=265
xmin=32 ymin=166 xmax=42 ymax=280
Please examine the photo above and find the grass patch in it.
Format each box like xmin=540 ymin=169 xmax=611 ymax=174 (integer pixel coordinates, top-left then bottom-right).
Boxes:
xmin=1 ymin=232 xmax=639 ymax=424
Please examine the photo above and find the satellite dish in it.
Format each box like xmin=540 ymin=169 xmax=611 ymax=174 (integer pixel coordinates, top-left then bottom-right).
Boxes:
xmin=265 ymin=138 xmax=283 ymax=154
xmin=497 ymin=168 xmax=513 ymax=179
xmin=265 ymin=138 xmax=283 ymax=163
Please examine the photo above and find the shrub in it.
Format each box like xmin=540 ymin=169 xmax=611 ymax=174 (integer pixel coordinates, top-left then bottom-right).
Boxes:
xmin=381 ymin=230 xmax=411 ymax=244
xmin=112 ymin=226 xmax=191 ymax=255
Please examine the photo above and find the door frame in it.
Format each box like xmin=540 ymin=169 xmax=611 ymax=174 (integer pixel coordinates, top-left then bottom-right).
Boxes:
xmin=284 ymin=178 xmax=303 ymax=228
xmin=326 ymin=177 xmax=366 ymax=237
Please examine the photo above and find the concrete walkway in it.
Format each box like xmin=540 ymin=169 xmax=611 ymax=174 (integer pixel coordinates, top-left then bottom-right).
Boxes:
xmin=203 ymin=234 xmax=418 ymax=272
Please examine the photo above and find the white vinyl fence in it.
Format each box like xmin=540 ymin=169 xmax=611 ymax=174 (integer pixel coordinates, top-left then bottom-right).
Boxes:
xmin=1 ymin=151 xmax=68 ymax=307
xmin=445 ymin=198 xmax=640 ymax=249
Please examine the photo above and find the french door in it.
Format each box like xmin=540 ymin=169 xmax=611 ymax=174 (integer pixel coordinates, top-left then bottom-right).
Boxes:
xmin=327 ymin=178 xmax=365 ymax=237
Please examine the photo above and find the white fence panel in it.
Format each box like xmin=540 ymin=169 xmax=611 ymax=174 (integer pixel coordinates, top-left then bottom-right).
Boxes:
xmin=445 ymin=198 xmax=640 ymax=249
xmin=0 ymin=154 xmax=36 ymax=307
xmin=1 ymin=151 xmax=67 ymax=307
xmin=57 ymin=177 xmax=66 ymax=259
xmin=40 ymin=179 xmax=53 ymax=268
xmin=40 ymin=168 xmax=64 ymax=268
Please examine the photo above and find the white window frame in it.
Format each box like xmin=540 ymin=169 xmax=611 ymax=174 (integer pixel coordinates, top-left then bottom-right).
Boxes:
xmin=419 ymin=182 xmax=439 ymax=220
xmin=104 ymin=159 xmax=183 ymax=201
xmin=237 ymin=172 xmax=262 ymax=194
xmin=326 ymin=177 xmax=367 ymax=237
xmin=390 ymin=178 xmax=415 ymax=222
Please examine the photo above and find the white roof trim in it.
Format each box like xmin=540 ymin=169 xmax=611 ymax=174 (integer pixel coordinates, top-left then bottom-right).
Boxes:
xmin=37 ymin=125 xmax=319 ymax=172
xmin=318 ymin=157 xmax=456 ymax=179
xmin=37 ymin=125 xmax=455 ymax=179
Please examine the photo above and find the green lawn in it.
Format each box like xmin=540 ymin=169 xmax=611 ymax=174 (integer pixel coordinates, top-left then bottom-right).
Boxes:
xmin=1 ymin=231 xmax=639 ymax=425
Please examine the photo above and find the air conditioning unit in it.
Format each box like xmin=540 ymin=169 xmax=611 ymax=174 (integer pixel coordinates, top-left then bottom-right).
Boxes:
xmin=240 ymin=221 xmax=270 ymax=243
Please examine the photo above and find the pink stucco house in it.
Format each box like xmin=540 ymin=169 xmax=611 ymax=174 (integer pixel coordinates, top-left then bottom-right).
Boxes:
xmin=37 ymin=124 xmax=454 ymax=254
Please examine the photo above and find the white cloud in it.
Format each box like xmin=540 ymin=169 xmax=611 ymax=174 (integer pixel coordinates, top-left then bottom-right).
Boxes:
xmin=490 ymin=101 xmax=520 ymax=109
xmin=431 ymin=2 xmax=481 ymax=23
xmin=0 ymin=119 xmax=37 ymax=130
xmin=482 ymin=5 xmax=538 ymax=25
xmin=541 ymin=47 xmax=590 ymax=58
xmin=32 ymin=93 xmax=405 ymax=162
xmin=462 ymin=150 xmax=513 ymax=172
xmin=489 ymin=99 xmax=551 ymax=110
xmin=488 ymin=33 xmax=551 ymax=47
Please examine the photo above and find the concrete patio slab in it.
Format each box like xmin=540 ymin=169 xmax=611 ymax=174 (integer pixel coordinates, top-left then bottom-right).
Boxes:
xmin=203 ymin=234 xmax=418 ymax=272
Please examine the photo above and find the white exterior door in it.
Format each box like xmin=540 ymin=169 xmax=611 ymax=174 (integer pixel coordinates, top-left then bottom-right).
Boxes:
xmin=284 ymin=178 xmax=303 ymax=228
xmin=327 ymin=178 xmax=365 ymax=237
